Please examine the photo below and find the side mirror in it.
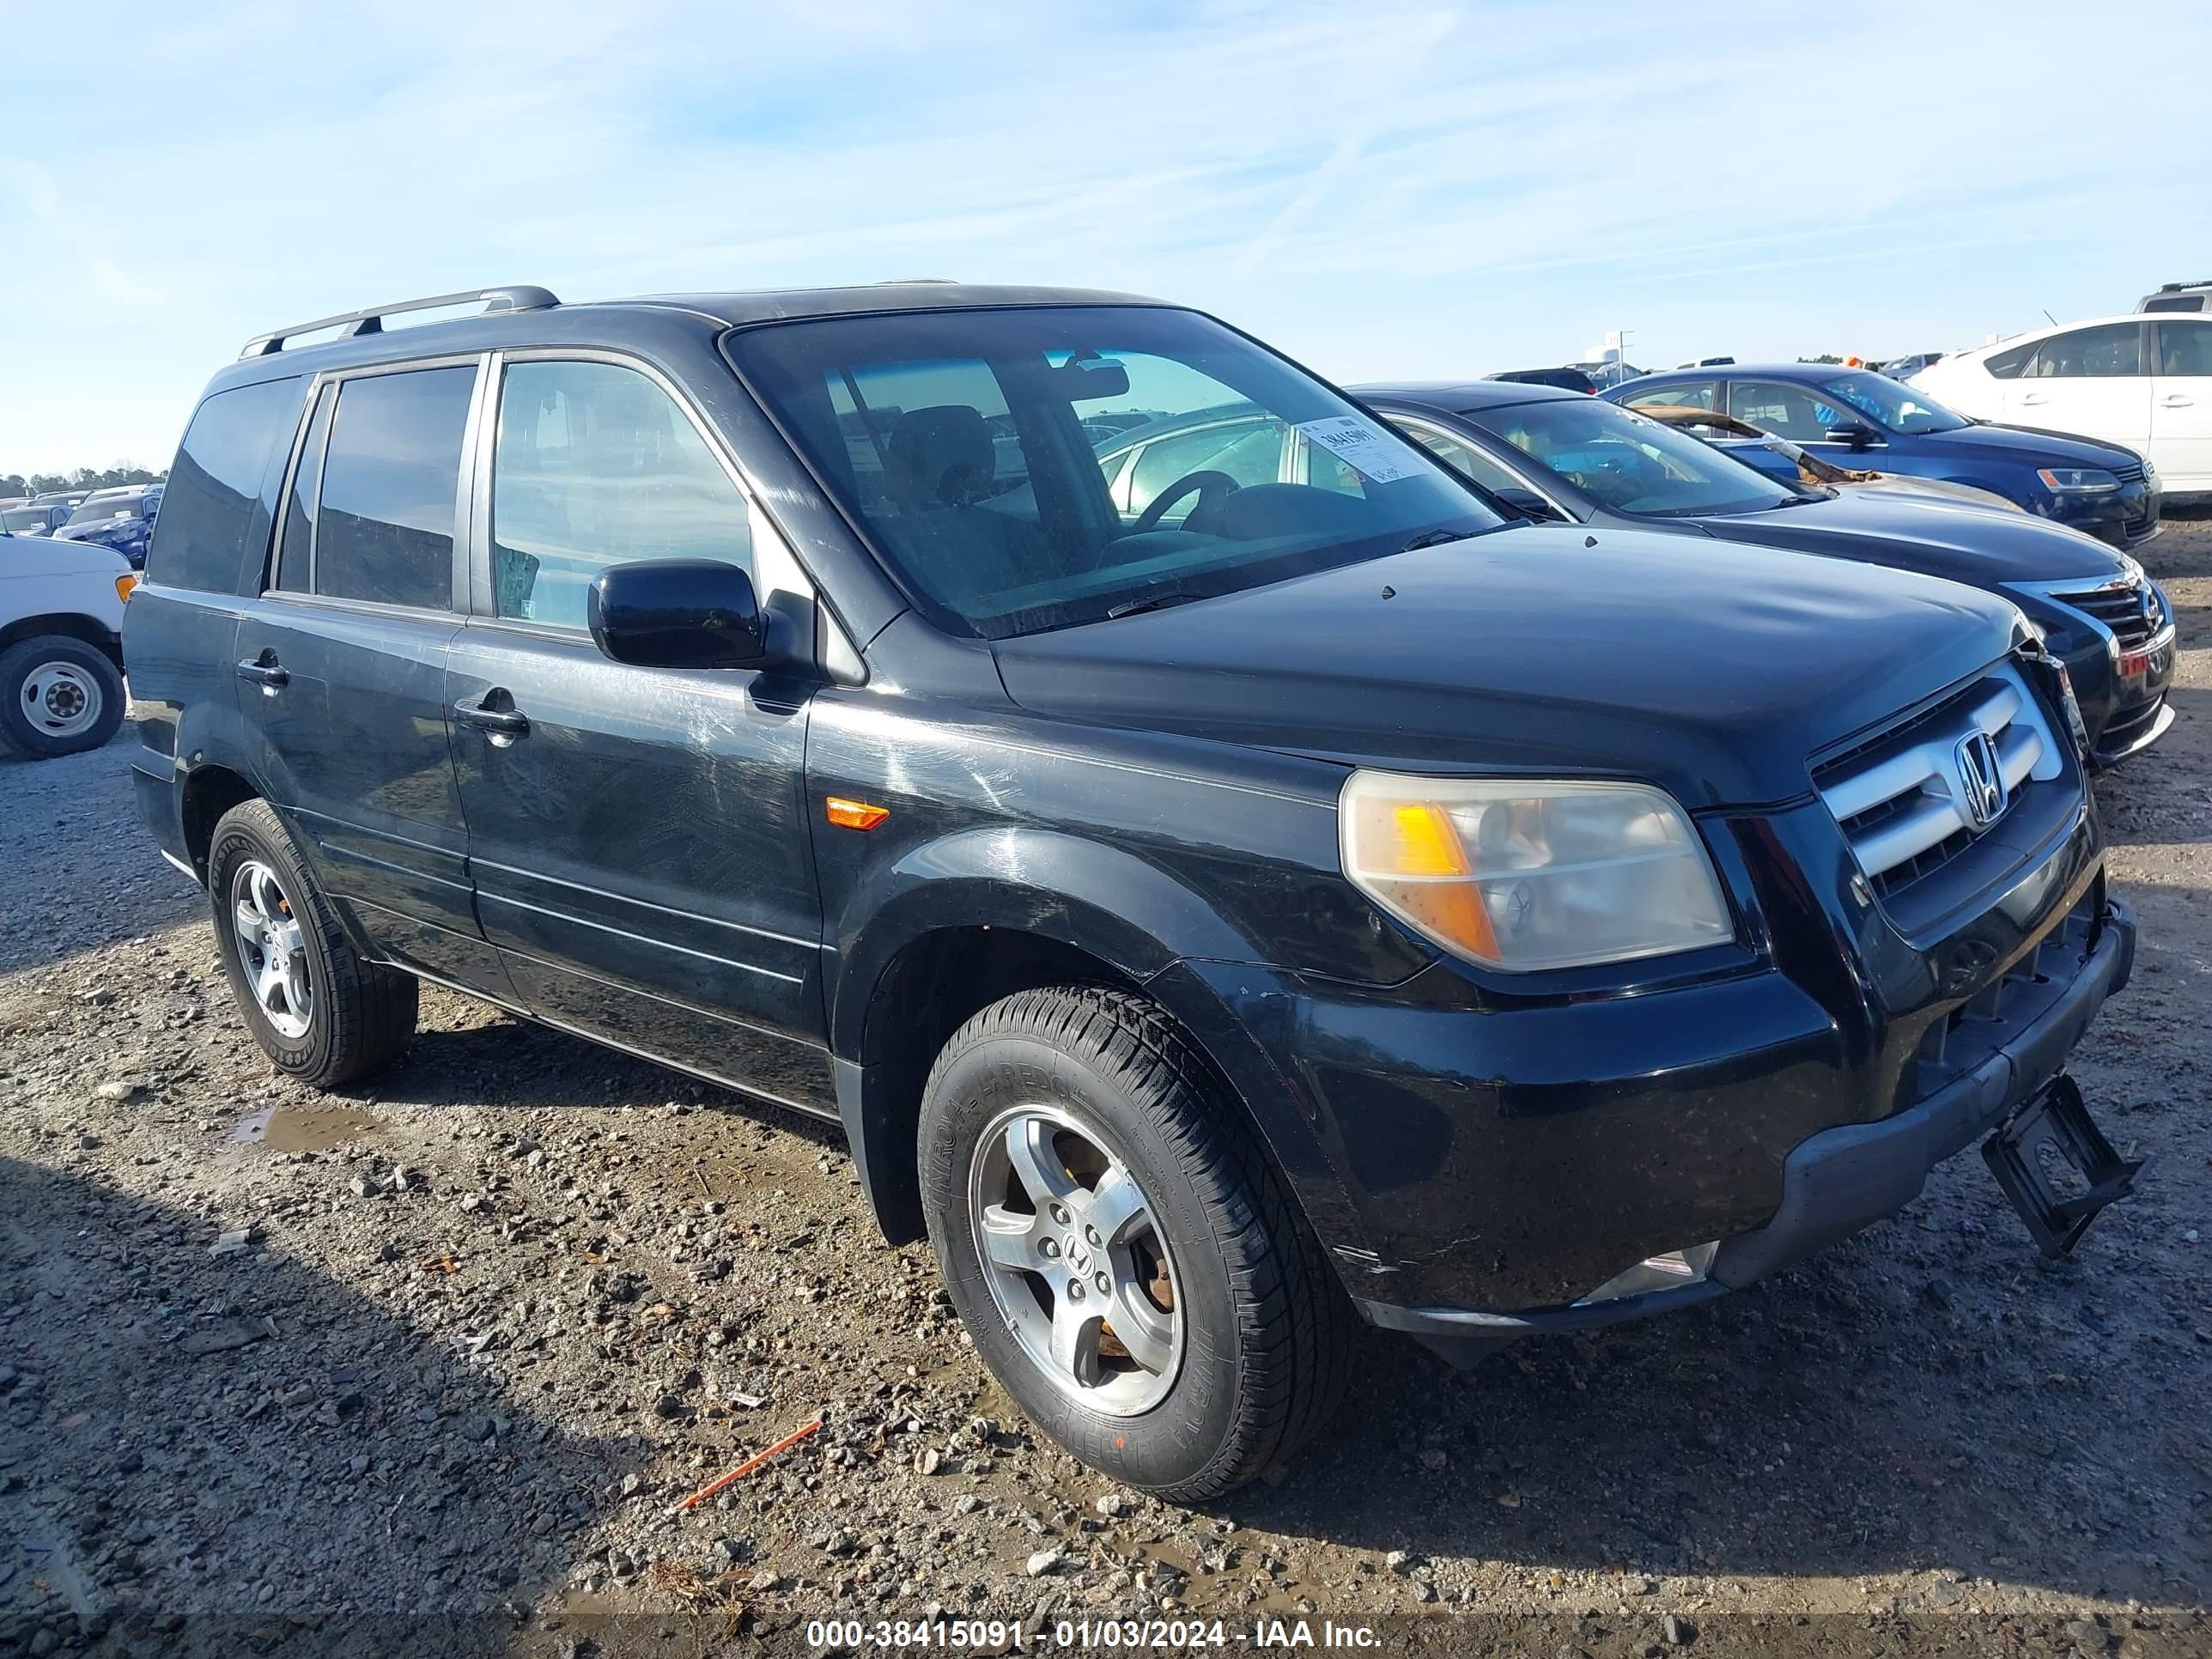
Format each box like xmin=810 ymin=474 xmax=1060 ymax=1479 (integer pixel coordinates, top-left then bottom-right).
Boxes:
xmin=587 ymin=559 xmax=767 ymax=669
xmin=1825 ymin=423 xmax=1875 ymax=451
xmin=1492 ymin=486 xmax=1565 ymax=522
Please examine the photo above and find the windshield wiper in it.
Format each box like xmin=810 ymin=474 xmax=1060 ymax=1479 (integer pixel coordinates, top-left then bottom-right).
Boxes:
xmin=1401 ymin=526 xmax=1482 ymax=551
xmin=1104 ymin=590 xmax=1204 ymax=621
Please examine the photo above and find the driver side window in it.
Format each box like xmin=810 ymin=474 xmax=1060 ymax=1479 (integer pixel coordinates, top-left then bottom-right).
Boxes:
xmin=1729 ymin=381 xmax=1845 ymax=442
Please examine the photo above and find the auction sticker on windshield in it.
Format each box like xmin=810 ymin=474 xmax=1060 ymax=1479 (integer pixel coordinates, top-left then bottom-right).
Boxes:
xmin=1296 ymin=416 xmax=1423 ymax=483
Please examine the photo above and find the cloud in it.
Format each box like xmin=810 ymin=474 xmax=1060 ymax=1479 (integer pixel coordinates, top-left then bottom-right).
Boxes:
xmin=0 ymin=0 xmax=2207 ymax=471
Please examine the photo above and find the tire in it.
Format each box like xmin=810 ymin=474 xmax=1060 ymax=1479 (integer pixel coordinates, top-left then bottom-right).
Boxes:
xmin=919 ymin=986 xmax=1352 ymax=1502
xmin=206 ymin=799 xmax=418 ymax=1087
xmin=0 ymin=635 xmax=125 ymax=759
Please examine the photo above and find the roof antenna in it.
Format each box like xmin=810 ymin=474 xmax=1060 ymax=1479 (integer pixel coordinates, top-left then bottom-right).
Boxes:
xmin=2042 ymin=308 xmax=2057 ymax=325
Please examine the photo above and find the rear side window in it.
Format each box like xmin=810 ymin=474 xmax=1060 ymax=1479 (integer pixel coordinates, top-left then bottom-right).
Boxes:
xmin=1984 ymin=341 xmax=2034 ymax=380
xmin=313 ymin=367 xmax=476 ymax=610
xmin=2156 ymin=319 xmax=2212 ymax=377
xmin=147 ymin=376 xmax=303 ymax=592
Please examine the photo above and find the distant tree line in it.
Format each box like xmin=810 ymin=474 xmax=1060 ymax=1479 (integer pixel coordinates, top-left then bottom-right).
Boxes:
xmin=1 ymin=464 xmax=167 ymax=498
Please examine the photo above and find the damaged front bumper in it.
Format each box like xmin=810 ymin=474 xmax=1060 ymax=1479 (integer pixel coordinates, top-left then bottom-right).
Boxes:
xmin=1359 ymin=896 xmax=2136 ymax=1368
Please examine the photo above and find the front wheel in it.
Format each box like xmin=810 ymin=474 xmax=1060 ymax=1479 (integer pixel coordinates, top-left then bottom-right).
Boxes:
xmin=919 ymin=987 xmax=1352 ymax=1501
xmin=0 ymin=635 xmax=125 ymax=759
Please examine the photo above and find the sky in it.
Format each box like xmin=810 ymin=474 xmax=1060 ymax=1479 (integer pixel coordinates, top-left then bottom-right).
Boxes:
xmin=3 ymin=0 xmax=2209 ymax=475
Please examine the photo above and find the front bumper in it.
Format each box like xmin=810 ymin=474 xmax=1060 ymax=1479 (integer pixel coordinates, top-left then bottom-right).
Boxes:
xmin=2045 ymin=481 xmax=2160 ymax=550
xmin=1359 ymin=895 xmax=2135 ymax=1364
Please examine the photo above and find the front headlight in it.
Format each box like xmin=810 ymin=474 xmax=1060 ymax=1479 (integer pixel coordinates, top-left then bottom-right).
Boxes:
xmin=2036 ymin=467 xmax=2120 ymax=494
xmin=1340 ymin=771 xmax=1733 ymax=971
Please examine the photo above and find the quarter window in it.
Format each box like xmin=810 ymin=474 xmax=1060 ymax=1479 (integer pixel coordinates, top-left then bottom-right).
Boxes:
xmin=313 ymin=367 xmax=476 ymax=611
xmin=2025 ymin=324 xmax=2142 ymax=378
xmin=2155 ymin=319 xmax=2212 ymax=377
xmin=490 ymin=360 xmax=752 ymax=629
xmin=149 ymin=375 xmax=304 ymax=593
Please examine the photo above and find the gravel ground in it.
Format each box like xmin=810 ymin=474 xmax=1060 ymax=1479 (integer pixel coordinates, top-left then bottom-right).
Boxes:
xmin=2 ymin=522 xmax=2209 ymax=1658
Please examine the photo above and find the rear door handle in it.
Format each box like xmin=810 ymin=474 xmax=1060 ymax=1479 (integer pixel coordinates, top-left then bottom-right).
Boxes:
xmin=234 ymin=656 xmax=289 ymax=690
xmin=2160 ymin=394 xmax=2194 ymax=408
xmin=2017 ymin=392 xmax=2049 ymax=405
xmin=453 ymin=694 xmax=531 ymax=741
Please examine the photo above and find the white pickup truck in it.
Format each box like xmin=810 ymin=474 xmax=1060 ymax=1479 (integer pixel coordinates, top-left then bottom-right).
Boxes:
xmin=0 ymin=531 xmax=134 ymax=758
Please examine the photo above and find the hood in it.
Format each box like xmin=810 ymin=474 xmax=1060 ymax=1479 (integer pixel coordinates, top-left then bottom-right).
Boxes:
xmin=0 ymin=534 xmax=129 ymax=580
xmin=1687 ymin=489 xmax=2130 ymax=585
xmin=990 ymin=527 xmax=2026 ymax=810
xmin=1915 ymin=421 xmax=2142 ymax=468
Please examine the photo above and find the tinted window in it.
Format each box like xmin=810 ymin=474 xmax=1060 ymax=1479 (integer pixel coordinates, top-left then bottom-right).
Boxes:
xmin=1622 ymin=381 xmax=1717 ymax=412
xmin=148 ymin=375 xmax=304 ymax=592
xmin=2143 ymin=295 xmax=2205 ymax=313
xmin=728 ymin=307 xmax=1500 ymax=639
xmin=1984 ymin=340 xmax=2035 ymax=380
xmin=313 ymin=368 xmax=475 ymax=610
xmin=2155 ymin=319 xmax=2212 ymax=377
xmin=275 ymin=383 xmax=334 ymax=592
xmin=491 ymin=360 xmax=751 ymax=629
xmin=2027 ymin=324 xmax=2142 ymax=378
xmin=1728 ymin=380 xmax=1851 ymax=442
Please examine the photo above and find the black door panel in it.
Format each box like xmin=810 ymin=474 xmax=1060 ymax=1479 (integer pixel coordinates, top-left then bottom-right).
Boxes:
xmin=234 ymin=600 xmax=506 ymax=988
xmin=447 ymin=626 xmax=832 ymax=1112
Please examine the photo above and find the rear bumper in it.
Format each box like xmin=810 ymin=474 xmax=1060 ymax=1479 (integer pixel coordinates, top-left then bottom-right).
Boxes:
xmin=1362 ymin=896 xmax=2135 ymax=1364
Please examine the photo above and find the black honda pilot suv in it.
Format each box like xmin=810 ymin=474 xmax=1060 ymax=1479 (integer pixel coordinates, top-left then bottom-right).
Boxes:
xmin=128 ymin=283 xmax=2143 ymax=1500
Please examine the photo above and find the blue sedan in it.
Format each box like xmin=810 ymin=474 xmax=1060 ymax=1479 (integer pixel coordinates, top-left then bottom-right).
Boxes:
xmin=1604 ymin=364 xmax=2160 ymax=550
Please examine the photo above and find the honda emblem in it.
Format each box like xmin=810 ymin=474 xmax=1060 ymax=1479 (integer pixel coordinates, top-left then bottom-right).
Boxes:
xmin=1954 ymin=732 xmax=2007 ymax=829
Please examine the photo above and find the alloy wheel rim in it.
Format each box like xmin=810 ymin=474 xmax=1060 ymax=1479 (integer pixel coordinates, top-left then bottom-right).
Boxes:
xmin=967 ymin=1103 xmax=1182 ymax=1416
xmin=230 ymin=860 xmax=313 ymax=1039
xmin=21 ymin=661 xmax=101 ymax=739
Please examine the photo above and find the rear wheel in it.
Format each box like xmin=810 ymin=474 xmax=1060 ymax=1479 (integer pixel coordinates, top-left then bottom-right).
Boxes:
xmin=207 ymin=799 xmax=418 ymax=1087
xmin=0 ymin=635 xmax=125 ymax=759
xmin=919 ymin=986 xmax=1352 ymax=1501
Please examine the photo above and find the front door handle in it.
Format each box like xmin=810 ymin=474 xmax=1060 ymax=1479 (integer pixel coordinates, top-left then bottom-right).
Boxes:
xmin=2160 ymin=393 xmax=2194 ymax=408
xmin=453 ymin=694 xmax=531 ymax=743
xmin=2017 ymin=392 xmax=2049 ymax=405
xmin=234 ymin=655 xmax=289 ymax=692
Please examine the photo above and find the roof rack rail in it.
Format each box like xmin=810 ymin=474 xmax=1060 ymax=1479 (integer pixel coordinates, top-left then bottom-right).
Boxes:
xmin=2155 ymin=279 xmax=2212 ymax=292
xmin=240 ymin=285 xmax=560 ymax=359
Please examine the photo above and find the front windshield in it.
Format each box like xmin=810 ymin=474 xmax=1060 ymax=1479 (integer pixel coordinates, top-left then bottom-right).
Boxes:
xmin=1818 ymin=370 xmax=1969 ymax=434
xmin=726 ymin=306 xmax=1503 ymax=638
xmin=1470 ymin=398 xmax=1801 ymax=517
xmin=66 ymin=495 xmax=143 ymax=526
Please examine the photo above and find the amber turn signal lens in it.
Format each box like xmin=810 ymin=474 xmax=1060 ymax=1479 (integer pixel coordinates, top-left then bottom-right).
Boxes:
xmin=115 ymin=574 xmax=138 ymax=603
xmin=825 ymin=796 xmax=890 ymax=831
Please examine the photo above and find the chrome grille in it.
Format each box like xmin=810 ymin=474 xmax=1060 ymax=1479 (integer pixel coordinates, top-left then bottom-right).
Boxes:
xmin=2049 ymin=575 xmax=2166 ymax=650
xmin=1814 ymin=664 xmax=2063 ymax=896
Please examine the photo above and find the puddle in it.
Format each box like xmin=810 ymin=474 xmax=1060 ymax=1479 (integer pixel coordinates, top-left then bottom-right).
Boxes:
xmin=228 ymin=1105 xmax=380 ymax=1151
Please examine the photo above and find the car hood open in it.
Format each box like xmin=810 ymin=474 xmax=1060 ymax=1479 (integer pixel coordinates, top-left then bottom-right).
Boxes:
xmin=991 ymin=526 xmax=2027 ymax=810
xmin=1689 ymin=489 xmax=2132 ymax=585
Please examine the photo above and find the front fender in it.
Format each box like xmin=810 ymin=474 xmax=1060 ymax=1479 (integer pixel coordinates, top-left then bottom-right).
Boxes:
xmin=827 ymin=825 xmax=1266 ymax=1060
